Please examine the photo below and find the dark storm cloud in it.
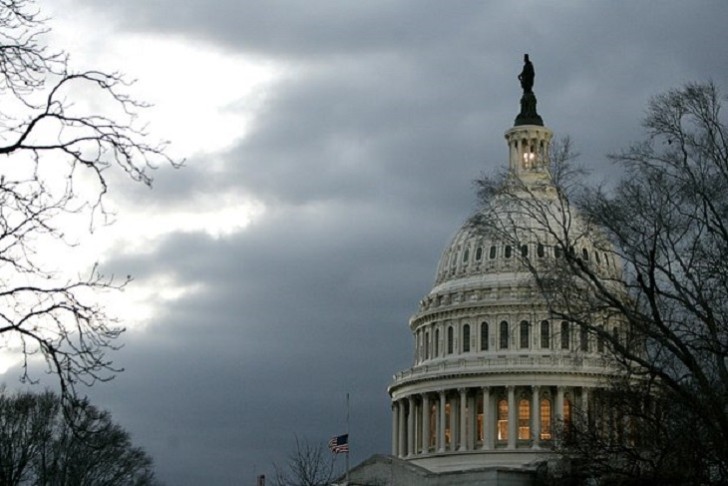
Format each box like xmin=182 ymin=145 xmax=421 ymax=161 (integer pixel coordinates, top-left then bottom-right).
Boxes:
xmin=26 ymin=1 xmax=728 ymax=484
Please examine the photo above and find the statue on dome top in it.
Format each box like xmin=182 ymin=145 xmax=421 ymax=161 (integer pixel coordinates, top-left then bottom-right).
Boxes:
xmin=514 ymin=53 xmax=543 ymax=126
xmin=518 ymin=54 xmax=535 ymax=94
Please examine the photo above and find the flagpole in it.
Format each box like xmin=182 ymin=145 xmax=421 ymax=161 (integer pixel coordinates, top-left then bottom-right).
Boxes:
xmin=345 ymin=392 xmax=350 ymax=485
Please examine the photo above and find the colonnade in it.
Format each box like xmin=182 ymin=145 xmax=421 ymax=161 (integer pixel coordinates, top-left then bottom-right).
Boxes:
xmin=391 ymin=384 xmax=591 ymax=458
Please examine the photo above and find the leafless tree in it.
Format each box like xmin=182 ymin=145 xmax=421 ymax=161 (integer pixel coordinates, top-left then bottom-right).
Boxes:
xmin=0 ymin=388 xmax=159 ymax=485
xmin=0 ymin=1 xmax=176 ymax=404
xmin=474 ymin=82 xmax=728 ymax=484
xmin=273 ymin=436 xmax=336 ymax=486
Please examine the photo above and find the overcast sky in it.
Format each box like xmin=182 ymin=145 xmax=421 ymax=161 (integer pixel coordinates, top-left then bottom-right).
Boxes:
xmin=4 ymin=1 xmax=728 ymax=484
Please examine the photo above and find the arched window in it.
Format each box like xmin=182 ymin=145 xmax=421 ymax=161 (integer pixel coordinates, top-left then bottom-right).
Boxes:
xmin=447 ymin=326 xmax=454 ymax=354
xmin=425 ymin=332 xmax=430 ymax=359
xmin=480 ymin=322 xmax=489 ymax=351
xmin=475 ymin=246 xmax=483 ymax=261
xmin=554 ymin=246 xmax=562 ymax=258
xmin=518 ymin=399 xmax=531 ymax=440
xmin=537 ymin=243 xmax=545 ymax=258
xmin=580 ymin=326 xmax=589 ymax=351
xmin=500 ymin=321 xmax=509 ymax=349
xmin=520 ymin=321 xmax=530 ymax=349
xmin=497 ymin=399 xmax=508 ymax=441
xmin=435 ymin=329 xmax=440 ymax=357
xmin=520 ymin=244 xmax=528 ymax=257
xmin=540 ymin=399 xmax=552 ymax=440
xmin=504 ymin=245 xmax=512 ymax=258
xmin=463 ymin=248 xmax=470 ymax=263
xmin=561 ymin=321 xmax=570 ymax=349
xmin=462 ymin=324 xmax=471 ymax=353
xmin=582 ymin=248 xmax=589 ymax=261
xmin=564 ymin=399 xmax=573 ymax=436
xmin=489 ymin=245 xmax=496 ymax=259
xmin=540 ymin=320 xmax=550 ymax=349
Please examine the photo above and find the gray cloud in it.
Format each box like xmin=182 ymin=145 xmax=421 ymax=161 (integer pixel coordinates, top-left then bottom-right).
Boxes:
xmin=14 ymin=1 xmax=728 ymax=484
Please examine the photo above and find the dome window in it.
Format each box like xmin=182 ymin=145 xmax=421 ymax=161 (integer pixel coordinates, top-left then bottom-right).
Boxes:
xmin=499 ymin=321 xmax=509 ymax=349
xmin=505 ymin=245 xmax=512 ymax=259
xmin=519 ymin=321 xmax=530 ymax=349
xmin=518 ymin=399 xmax=530 ymax=440
xmin=462 ymin=324 xmax=471 ymax=353
xmin=475 ymin=246 xmax=483 ymax=261
xmin=447 ymin=326 xmax=454 ymax=354
xmin=463 ymin=248 xmax=470 ymax=263
xmin=540 ymin=399 xmax=552 ymax=440
xmin=582 ymin=248 xmax=589 ymax=261
xmin=540 ymin=320 xmax=550 ymax=349
xmin=537 ymin=243 xmax=545 ymax=258
xmin=480 ymin=322 xmax=489 ymax=351
xmin=554 ymin=246 xmax=562 ymax=258
xmin=561 ymin=321 xmax=570 ymax=350
xmin=520 ymin=245 xmax=528 ymax=257
xmin=434 ymin=329 xmax=440 ymax=356
xmin=497 ymin=399 xmax=508 ymax=441
xmin=489 ymin=245 xmax=496 ymax=259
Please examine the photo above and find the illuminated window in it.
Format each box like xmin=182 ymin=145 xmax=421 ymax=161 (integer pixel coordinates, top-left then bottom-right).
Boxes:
xmin=480 ymin=322 xmax=489 ymax=351
xmin=476 ymin=398 xmax=484 ymax=442
xmin=447 ymin=326 xmax=454 ymax=354
xmin=540 ymin=320 xmax=550 ymax=349
xmin=497 ymin=399 xmax=508 ymax=441
xmin=518 ymin=399 xmax=530 ymax=440
xmin=564 ymin=399 xmax=573 ymax=435
xmin=445 ymin=403 xmax=452 ymax=445
xmin=561 ymin=321 xmax=570 ymax=350
xmin=500 ymin=321 xmax=509 ymax=349
xmin=462 ymin=324 xmax=471 ymax=353
xmin=429 ymin=403 xmax=437 ymax=448
xmin=540 ymin=399 xmax=552 ymax=440
xmin=520 ymin=321 xmax=530 ymax=349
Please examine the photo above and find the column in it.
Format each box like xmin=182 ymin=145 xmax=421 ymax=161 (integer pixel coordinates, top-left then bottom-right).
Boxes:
xmin=467 ymin=393 xmax=476 ymax=450
xmin=391 ymin=401 xmax=399 ymax=455
xmin=531 ymin=385 xmax=541 ymax=448
xmin=555 ymin=386 xmax=565 ymax=447
xmin=438 ymin=391 xmax=446 ymax=452
xmin=481 ymin=386 xmax=490 ymax=450
xmin=398 ymin=398 xmax=407 ymax=457
xmin=556 ymin=386 xmax=565 ymax=421
xmin=459 ymin=388 xmax=468 ymax=451
xmin=582 ymin=387 xmax=590 ymax=424
xmin=422 ymin=394 xmax=430 ymax=454
xmin=507 ymin=386 xmax=516 ymax=449
xmin=407 ymin=396 xmax=415 ymax=457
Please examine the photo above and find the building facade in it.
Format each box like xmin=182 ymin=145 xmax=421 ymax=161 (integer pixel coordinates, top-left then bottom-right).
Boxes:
xmin=386 ymin=76 xmax=622 ymax=479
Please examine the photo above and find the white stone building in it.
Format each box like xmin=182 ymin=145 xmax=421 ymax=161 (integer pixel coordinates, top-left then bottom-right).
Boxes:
xmin=345 ymin=61 xmax=624 ymax=486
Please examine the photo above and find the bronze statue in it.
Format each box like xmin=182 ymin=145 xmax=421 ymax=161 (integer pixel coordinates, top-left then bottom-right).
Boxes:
xmin=514 ymin=54 xmax=542 ymax=126
xmin=518 ymin=54 xmax=534 ymax=94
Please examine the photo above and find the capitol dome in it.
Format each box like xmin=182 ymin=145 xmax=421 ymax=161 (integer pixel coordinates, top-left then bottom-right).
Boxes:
xmin=387 ymin=71 xmax=623 ymax=477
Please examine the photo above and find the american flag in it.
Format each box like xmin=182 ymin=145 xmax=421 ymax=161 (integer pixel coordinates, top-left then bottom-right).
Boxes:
xmin=328 ymin=434 xmax=349 ymax=454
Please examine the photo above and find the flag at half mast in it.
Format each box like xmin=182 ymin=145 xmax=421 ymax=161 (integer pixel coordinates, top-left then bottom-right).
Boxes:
xmin=328 ymin=434 xmax=349 ymax=454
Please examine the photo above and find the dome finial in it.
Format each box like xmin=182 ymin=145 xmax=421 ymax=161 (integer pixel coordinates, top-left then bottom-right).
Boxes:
xmin=515 ymin=53 xmax=543 ymax=126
